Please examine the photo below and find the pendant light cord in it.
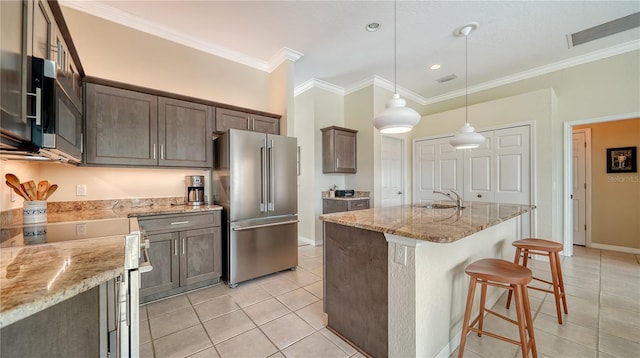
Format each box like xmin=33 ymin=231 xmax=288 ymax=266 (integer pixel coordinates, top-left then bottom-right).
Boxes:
xmin=465 ymin=31 xmax=468 ymax=125
xmin=394 ymin=0 xmax=397 ymax=94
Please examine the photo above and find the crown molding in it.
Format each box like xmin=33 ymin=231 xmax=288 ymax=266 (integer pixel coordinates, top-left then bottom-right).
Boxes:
xmin=343 ymin=75 xmax=428 ymax=105
xmin=294 ymin=78 xmax=344 ymax=97
xmin=60 ymin=0 xmax=301 ymax=73
xmin=269 ymin=47 xmax=305 ymax=70
xmin=426 ymin=40 xmax=640 ymax=105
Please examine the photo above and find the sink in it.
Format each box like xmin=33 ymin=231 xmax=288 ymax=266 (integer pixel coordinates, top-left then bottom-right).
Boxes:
xmin=423 ymin=203 xmax=464 ymax=209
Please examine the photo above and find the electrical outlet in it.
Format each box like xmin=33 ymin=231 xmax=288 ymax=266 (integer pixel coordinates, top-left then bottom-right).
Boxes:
xmin=10 ymin=189 xmax=17 ymax=202
xmin=76 ymin=223 xmax=87 ymax=237
xmin=76 ymin=184 xmax=87 ymax=196
xmin=394 ymin=244 xmax=407 ymax=266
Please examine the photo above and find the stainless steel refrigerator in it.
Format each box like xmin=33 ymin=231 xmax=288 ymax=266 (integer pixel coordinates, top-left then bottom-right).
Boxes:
xmin=213 ymin=129 xmax=298 ymax=287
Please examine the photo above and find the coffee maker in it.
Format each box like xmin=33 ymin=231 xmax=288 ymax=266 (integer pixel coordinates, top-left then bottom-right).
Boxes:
xmin=185 ymin=175 xmax=205 ymax=206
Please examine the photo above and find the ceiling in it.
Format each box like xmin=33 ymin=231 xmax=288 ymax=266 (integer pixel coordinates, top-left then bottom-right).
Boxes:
xmin=61 ymin=1 xmax=640 ymax=105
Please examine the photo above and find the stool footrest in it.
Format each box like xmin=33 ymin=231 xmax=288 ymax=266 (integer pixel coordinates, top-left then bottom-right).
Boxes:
xmin=468 ymin=327 xmax=522 ymax=347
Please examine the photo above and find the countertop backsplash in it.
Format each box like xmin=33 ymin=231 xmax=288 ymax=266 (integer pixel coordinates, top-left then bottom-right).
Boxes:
xmin=1 ymin=196 xmax=187 ymax=226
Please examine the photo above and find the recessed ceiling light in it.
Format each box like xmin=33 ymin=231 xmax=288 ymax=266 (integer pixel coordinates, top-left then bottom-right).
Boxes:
xmin=366 ymin=22 xmax=381 ymax=32
xmin=430 ymin=64 xmax=441 ymax=70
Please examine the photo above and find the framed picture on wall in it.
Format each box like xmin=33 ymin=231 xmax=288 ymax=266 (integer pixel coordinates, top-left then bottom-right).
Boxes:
xmin=606 ymin=146 xmax=637 ymax=173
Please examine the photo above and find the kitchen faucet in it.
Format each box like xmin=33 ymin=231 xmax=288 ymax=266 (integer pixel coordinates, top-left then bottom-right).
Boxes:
xmin=433 ymin=190 xmax=464 ymax=210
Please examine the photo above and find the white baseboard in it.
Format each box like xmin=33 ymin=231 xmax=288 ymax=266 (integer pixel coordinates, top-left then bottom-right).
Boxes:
xmin=298 ymin=236 xmax=322 ymax=246
xmin=589 ymin=243 xmax=640 ymax=254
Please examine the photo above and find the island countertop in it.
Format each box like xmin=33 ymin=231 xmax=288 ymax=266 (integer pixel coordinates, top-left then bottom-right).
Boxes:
xmin=319 ymin=201 xmax=535 ymax=243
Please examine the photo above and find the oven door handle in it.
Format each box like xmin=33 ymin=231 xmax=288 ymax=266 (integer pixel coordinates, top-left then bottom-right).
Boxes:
xmin=232 ymin=220 xmax=299 ymax=231
xmin=139 ymin=239 xmax=153 ymax=273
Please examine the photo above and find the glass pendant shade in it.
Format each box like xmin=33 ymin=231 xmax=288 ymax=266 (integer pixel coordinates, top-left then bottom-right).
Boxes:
xmin=373 ymin=94 xmax=421 ymax=134
xmin=450 ymin=123 xmax=485 ymax=149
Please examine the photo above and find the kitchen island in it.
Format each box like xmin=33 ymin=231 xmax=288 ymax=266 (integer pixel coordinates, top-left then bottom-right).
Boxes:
xmin=320 ymin=202 xmax=534 ymax=358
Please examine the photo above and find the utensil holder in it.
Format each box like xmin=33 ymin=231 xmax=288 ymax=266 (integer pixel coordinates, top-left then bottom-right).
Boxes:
xmin=23 ymin=200 xmax=47 ymax=224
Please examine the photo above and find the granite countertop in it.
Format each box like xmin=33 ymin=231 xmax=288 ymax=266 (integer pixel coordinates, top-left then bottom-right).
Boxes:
xmin=44 ymin=204 xmax=222 ymax=223
xmin=0 ymin=235 xmax=125 ymax=327
xmin=319 ymin=202 xmax=535 ymax=243
xmin=0 ymin=201 xmax=223 ymax=328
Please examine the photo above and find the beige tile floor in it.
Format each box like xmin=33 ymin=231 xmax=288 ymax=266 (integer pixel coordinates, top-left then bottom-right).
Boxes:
xmin=140 ymin=245 xmax=639 ymax=358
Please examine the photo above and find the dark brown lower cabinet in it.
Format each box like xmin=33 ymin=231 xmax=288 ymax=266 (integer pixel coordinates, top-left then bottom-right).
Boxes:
xmin=322 ymin=198 xmax=370 ymax=214
xmin=139 ymin=212 xmax=222 ymax=303
xmin=324 ymin=222 xmax=388 ymax=357
xmin=0 ymin=286 xmax=101 ymax=358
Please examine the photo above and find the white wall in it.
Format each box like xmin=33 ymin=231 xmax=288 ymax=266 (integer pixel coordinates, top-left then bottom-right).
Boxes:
xmin=1 ymin=160 xmax=207 ymax=211
xmin=61 ymin=6 xmax=278 ymax=114
xmin=294 ymin=88 xmax=346 ymax=244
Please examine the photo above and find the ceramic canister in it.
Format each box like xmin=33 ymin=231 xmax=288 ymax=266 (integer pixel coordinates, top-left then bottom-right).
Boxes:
xmin=23 ymin=200 xmax=47 ymax=224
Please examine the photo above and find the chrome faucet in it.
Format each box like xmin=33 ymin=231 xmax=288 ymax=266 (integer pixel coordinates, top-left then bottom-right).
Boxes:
xmin=433 ymin=190 xmax=464 ymax=210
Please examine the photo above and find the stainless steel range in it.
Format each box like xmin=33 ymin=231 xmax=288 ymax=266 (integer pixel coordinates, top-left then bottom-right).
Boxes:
xmin=0 ymin=218 xmax=152 ymax=358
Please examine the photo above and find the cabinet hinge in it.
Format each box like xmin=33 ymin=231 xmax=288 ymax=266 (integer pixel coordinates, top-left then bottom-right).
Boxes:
xmin=584 ymin=224 xmax=587 ymax=231
xmin=584 ymin=142 xmax=587 ymax=148
xmin=584 ymin=183 xmax=587 ymax=189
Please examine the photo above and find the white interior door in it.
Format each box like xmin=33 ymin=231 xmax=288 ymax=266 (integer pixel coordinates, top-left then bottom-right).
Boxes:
xmin=464 ymin=132 xmax=494 ymax=202
xmin=381 ymin=136 xmax=404 ymax=207
xmin=572 ymin=130 xmax=588 ymax=246
xmin=493 ymin=126 xmax=531 ymax=205
xmin=413 ymin=137 xmax=463 ymax=205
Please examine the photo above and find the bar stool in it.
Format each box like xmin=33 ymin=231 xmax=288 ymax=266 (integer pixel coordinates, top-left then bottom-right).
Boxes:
xmin=459 ymin=258 xmax=536 ymax=358
xmin=506 ymin=238 xmax=568 ymax=324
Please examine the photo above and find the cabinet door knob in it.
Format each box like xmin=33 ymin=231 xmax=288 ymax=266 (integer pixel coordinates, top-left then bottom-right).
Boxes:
xmin=397 ymin=191 xmax=402 ymax=195
xmin=477 ymin=194 xmax=482 ymax=198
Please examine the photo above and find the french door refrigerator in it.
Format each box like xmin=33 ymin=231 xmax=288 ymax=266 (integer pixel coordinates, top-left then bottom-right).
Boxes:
xmin=214 ymin=129 xmax=298 ymax=287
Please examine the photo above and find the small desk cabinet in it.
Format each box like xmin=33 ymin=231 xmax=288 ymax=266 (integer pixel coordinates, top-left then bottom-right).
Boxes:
xmin=322 ymin=198 xmax=370 ymax=214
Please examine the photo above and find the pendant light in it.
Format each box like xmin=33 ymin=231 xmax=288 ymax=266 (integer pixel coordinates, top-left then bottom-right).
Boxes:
xmin=450 ymin=22 xmax=485 ymax=150
xmin=372 ymin=0 xmax=421 ymax=134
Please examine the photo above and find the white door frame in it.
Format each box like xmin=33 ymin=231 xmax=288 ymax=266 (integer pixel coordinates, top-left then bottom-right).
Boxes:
xmin=571 ymin=128 xmax=591 ymax=247
xmin=562 ymin=111 xmax=640 ymax=256
xmin=381 ymin=135 xmax=407 ymax=206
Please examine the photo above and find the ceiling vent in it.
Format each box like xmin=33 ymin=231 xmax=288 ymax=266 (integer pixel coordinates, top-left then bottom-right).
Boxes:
xmin=568 ymin=12 xmax=640 ymax=48
xmin=436 ymin=74 xmax=457 ymax=83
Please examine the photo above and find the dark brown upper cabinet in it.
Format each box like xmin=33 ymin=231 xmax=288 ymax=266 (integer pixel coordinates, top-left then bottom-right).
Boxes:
xmin=215 ymin=108 xmax=279 ymax=134
xmin=322 ymin=126 xmax=358 ymax=174
xmin=84 ymin=83 xmax=213 ymax=168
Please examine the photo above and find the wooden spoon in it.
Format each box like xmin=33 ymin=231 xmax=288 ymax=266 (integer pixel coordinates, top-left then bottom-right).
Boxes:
xmin=5 ymin=181 xmax=30 ymax=201
xmin=43 ymin=184 xmax=58 ymax=200
xmin=37 ymin=180 xmax=49 ymax=200
xmin=5 ymin=174 xmax=30 ymax=200
xmin=22 ymin=181 xmax=37 ymax=201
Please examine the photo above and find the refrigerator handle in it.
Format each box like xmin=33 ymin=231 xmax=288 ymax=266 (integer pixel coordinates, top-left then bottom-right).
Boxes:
xmin=268 ymin=139 xmax=275 ymax=211
xmin=260 ymin=139 xmax=267 ymax=212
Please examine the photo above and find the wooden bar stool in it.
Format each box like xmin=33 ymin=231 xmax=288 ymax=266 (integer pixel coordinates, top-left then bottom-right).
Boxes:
xmin=459 ymin=258 xmax=536 ymax=358
xmin=506 ymin=238 xmax=568 ymax=324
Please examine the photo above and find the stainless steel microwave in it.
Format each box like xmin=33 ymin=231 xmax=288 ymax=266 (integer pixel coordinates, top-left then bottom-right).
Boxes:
xmin=27 ymin=57 xmax=82 ymax=163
